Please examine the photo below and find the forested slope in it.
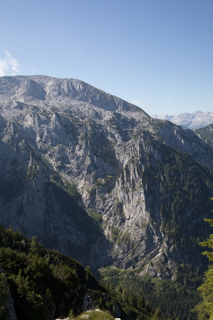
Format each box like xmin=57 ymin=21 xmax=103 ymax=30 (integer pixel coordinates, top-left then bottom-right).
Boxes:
xmin=0 ymin=224 xmax=160 ymax=320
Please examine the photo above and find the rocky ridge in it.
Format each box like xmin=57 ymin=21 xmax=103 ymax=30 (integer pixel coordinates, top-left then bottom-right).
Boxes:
xmin=0 ymin=75 xmax=212 ymax=279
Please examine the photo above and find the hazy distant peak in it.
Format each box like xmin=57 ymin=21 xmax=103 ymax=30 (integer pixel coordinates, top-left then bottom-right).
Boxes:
xmin=153 ymin=111 xmax=213 ymax=129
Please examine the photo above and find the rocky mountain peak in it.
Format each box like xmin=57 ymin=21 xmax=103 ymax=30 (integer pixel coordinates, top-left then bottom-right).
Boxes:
xmin=0 ymin=75 xmax=147 ymax=116
xmin=0 ymin=75 xmax=212 ymax=281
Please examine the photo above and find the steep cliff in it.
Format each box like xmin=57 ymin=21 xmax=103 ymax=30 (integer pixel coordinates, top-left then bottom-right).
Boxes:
xmin=0 ymin=75 xmax=212 ymax=279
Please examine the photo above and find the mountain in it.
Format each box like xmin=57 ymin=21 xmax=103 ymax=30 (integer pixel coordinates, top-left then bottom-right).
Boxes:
xmin=0 ymin=75 xmax=212 ymax=285
xmin=153 ymin=111 xmax=213 ymax=129
xmin=194 ymin=123 xmax=213 ymax=146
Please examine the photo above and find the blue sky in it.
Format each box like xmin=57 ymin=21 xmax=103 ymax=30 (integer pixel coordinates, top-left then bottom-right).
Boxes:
xmin=0 ymin=0 xmax=212 ymax=116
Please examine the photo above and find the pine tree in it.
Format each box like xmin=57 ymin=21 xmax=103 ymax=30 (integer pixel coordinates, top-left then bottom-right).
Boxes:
xmin=0 ymin=273 xmax=9 ymax=320
xmin=193 ymin=200 xmax=213 ymax=319
xmin=122 ymin=288 xmax=129 ymax=303
xmin=30 ymin=236 xmax=43 ymax=255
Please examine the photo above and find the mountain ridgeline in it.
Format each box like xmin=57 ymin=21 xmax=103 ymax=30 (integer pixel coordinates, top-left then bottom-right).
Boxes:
xmin=0 ymin=75 xmax=213 ymax=318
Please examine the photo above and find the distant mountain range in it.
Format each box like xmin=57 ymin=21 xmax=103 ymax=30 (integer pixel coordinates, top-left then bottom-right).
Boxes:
xmin=153 ymin=111 xmax=213 ymax=129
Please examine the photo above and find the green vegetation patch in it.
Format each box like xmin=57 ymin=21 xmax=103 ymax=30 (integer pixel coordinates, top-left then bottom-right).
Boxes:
xmin=99 ymin=266 xmax=201 ymax=320
xmin=88 ymin=210 xmax=103 ymax=224
xmin=117 ymin=231 xmax=131 ymax=246
xmin=89 ymin=131 xmax=117 ymax=166
xmin=194 ymin=123 xmax=213 ymax=146
xmin=141 ymin=142 xmax=213 ymax=254
xmin=0 ymin=273 xmax=9 ymax=320
xmin=64 ymin=180 xmax=82 ymax=204
xmin=50 ymin=172 xmax=62 ymax=186
xmin=74 ymin=309 xmax=114 ymax=320
xmin=111 ymin=227 xmax=120 ymax=242
xmin=95 ymin=175 xmax=114 ymax=187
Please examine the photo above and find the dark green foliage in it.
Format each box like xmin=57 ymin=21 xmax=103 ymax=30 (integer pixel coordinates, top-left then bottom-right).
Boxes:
xmin=87 ymin=210 xmax=103 ymax=224
xmin=141 ymin=142 xmax=213 ymax=254
xmin=0 ymin=224 xmax=158 ymax=320
xmin=64 ymin=180 xmax=82 ymax=204
xmin=50 ymin=172 xmax=62 ymax=185
xmin=194 ymin=124 xmax=213 ymax=146
xmin=99 ymin=275 xmax=159 ymax=320
xmin=30 ymin=236 xmax=45 ymax=255
xmin=83 ymin=122 xmax=117 ymax=166
xmin=0 ymin=272 xmax=9 ymax=320
xmin=138 ymin=275 xmax=200 ymax=320
xmin=0 ymin=224 xmax=31 ymax=252
xmin=0 ymin=226 xmax=95 ymax=319
xmin=111 ymin=226 xmax=120 ymax=242
xmin=91 ymin=139 xmax=117 ymax=166
xmin=100 ymin=267 xmax=201 ymax=320
xmin=193 ymin=214 xmax=213 ymax=319
xmin=87 ymin=286 xmax=154 ymax=320
xmin=0 ymin=249 xmax=84 ymax=319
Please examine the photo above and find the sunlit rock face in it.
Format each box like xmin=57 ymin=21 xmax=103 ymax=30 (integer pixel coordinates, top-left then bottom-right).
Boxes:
xmin=0 ymin=75 xmax=213 ymax=277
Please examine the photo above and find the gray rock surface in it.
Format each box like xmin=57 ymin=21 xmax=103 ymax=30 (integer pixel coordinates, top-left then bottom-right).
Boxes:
xmin=0 ymin=75 xmax=212 ymax=279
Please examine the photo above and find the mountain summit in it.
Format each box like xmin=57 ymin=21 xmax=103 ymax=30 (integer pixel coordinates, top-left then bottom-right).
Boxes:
xmin=0 ymin=75 xmax=145 ymax=114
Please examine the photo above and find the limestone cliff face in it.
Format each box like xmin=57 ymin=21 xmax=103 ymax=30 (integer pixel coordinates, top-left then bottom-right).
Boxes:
xmin=0 ymin=75 xmax=212 ymax=277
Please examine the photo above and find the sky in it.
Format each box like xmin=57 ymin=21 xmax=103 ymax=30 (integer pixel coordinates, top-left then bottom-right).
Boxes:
xmin=0 ymin=0 xmax=213 ymax=116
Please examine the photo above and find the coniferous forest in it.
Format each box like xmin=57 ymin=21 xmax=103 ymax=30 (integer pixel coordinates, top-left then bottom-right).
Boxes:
xmin=1 ymin=220 xmax=213 ymax=319
xmin=0 ymin=224 xmax=163 ymax=320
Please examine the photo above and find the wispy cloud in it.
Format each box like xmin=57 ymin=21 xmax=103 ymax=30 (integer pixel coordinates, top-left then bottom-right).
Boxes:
xmin=0 ymin=51 xmax=20 ymax=76
xmin=131 ymin=100 xmax=142 ymax=106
